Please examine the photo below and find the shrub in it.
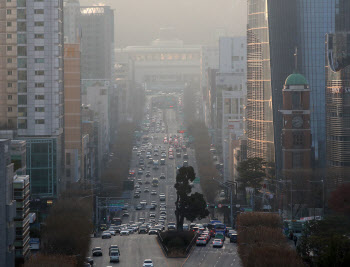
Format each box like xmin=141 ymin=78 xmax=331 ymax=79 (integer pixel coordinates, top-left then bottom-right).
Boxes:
xmin=237 ymin=212 xmax=304 ymax=267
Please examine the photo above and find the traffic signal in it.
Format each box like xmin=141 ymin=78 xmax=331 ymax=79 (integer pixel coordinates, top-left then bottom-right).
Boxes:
xmin=215 ymin=206 xmax=217 ymax=209
xmin=228 ymin=205 xmax=231 ymax=208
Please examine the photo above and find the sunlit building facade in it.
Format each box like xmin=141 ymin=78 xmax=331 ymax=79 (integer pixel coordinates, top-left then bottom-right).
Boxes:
xmin=326 ymin=0 xmax=350 ymax=185
xmin=0 ymin=0 xmax=17 ymax=130
xmin=246 ymin=0 xmax=297 ymax=172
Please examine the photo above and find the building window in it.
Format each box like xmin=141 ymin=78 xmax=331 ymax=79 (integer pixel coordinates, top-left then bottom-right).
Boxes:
xmin=34 ymin=34 xmax=44 ymax=39
xmin=18 ymin=70 xmax=27 ymax=80
xmin=18 ymin=95 xmax=27 ymax=105
xmin=18 ymin=58 xmax=27 ymax=68
xmin=7 ymin=34 xmax=12 ymax=39
xmin=34 ymin=46 xmax=44 ymax=51
xmin=17 ymin=22 xmax=26 ymax=31
xmin=35 ymin=95 xmax=45 ymax=100
xmin=8 ymin=107 xmax=12 ymax=112
xmin=35 ymin=58 xmax=44 ymax=63
xmin=35 ymin=70 xmax=44 ymax=75
xmin=8 ymin=95 xmax=12 ymax=100
xmin=7 ymin=58 xmax=12 ymax=63
xmin=7 ymin=46 xmax=12 ymax=51
xmin=66 ymin=153 xmax=71 ymax=165
xmin=35 ymin=107 xmax=45 ymax=112
xmin=293 ymin=133 xmax=303 ymax=146
xmin=17 ymin=9 xmax=26 ymax=19
xmin=18 ymin=83 xmax=27 ymax=93
xmin=35 ymin=83 xmax=45 ymax=88
xmin=292 ymin=92 xmax=302 ymax=109
xmin=7 ymin=9 xmax=12 ymax=15
xmin=8 ymin=83 xmax=12 ymax=88
xmin=35 ymin=119 xmax=45 ymax=124
xmin=18 ymin=107 xmax=27 ymax=117
xmin=8 ymin=70 xmax=12 ymax=75
xmin=34 ymin=9 xmax=44 ymax=14
xmin=18 ymin=119 xmax=27 ymax=129
xmin=34 ymin=21 xmax=44 ymax=27
xmin=18 ymin=46 xmax=27 ymax=56
xmin=7 ymin=22 xmax=12 ymax=27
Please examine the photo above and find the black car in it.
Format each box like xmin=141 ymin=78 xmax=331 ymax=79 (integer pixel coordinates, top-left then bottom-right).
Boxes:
xmin=92 ymin=247 xmax=102 ymax=256
xmin=85 ymin=257 xmax=94 ymax=265
xmin=134 ymin=194 xmax=140 ymax=198
xmin=230 ymin=234 xmax=237 ymax=243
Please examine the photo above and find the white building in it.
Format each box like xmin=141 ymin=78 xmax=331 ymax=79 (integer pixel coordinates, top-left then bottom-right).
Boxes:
xmin=17 ymin=0 xmax=64 ymax=198
xmin=117 ymin=28 xmax=201 ymax=91
xmin=215 ymin=37 xmax=247 ymax=181
xmin=82 ymin=80 xmax=110 ymax=180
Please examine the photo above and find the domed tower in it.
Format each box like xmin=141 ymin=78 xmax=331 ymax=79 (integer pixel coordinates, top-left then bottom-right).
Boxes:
xmin=280 ymin=72 xmax=312 ymax=170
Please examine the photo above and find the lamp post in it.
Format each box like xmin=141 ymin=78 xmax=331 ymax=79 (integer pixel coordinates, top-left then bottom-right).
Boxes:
xmin=212 ymin=178 xmax=237 ymax=228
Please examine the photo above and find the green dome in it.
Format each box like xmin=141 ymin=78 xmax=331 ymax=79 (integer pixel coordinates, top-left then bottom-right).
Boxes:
xmin=285 ymin=72 xmax=308 ymax=86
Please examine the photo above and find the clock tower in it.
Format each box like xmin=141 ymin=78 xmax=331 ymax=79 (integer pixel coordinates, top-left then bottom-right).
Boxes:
xmin=280 ymin=72 xmax=312 ymax=170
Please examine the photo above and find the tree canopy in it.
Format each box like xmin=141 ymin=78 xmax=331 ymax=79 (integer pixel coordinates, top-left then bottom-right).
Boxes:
xmin=174 ymin=166 xmax=209 ymax=230
xmin=236 ymin=157 xmax=266 ymax=190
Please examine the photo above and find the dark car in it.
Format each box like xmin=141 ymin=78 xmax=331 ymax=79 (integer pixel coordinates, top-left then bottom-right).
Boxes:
xmin=230 ymin=234 xmax=238 ymax=243
xmin=92 ymin=247 xmax=102 ymax=256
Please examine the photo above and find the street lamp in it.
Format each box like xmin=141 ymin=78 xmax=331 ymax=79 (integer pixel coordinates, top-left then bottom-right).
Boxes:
xmin=212 ymin=177 xmax=237 ymax=228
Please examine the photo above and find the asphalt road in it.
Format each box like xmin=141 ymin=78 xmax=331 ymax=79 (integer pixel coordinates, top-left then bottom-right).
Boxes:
xmin=89 ymin=102 xmax=242 ymax=266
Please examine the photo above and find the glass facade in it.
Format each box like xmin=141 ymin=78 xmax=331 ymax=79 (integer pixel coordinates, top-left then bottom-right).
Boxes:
xmin=297 ymin=0 xmax=336 ymax=167
xmin=247 ymin=0 xmax=296 ymax=172
xmin=22 ymin=138 xmax=58 ymax=198
xmin=326 ymin=0 xmax=350 ymax=185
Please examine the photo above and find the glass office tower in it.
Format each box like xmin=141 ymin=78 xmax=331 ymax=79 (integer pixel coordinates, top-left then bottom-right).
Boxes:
xmin=326 ymin=0 xmax=350 ymax=186
xmin=247 ymin=0 xmax=296 ymax=173
xmin=297 ymin=0 xmax=336 ymax=168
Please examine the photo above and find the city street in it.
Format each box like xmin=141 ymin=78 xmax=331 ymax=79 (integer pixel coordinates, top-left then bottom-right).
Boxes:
xmin=89 ymin=102 xmax=241 ymax=266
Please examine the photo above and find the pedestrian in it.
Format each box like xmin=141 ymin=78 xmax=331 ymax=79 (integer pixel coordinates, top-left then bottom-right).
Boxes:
xmin=293 ymin=235 xmax=298 ymax=246
xmin=289 ymin=231 xmax=294 ymax=240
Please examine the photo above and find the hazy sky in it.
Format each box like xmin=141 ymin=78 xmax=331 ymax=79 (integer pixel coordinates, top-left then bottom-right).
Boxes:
xmin=80 ymin=0 xmax=247 ymax=47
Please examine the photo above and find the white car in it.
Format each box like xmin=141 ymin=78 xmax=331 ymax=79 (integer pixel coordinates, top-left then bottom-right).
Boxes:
xmin=120 ymin=230 xmax=129 ymax=236
xmin=143 ymin=259 xmax=154 ymax=267
xmin=109 ymin=250 xmax=119 ymax=262
xmin=102 ymin=231 xmax=111 ymax=239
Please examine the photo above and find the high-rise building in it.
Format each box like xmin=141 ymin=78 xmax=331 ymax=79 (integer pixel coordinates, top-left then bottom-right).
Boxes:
xmin=63 ymin=0 xmax=81 ymax=43
xmin=0 ymin=139 xmax=16 ymax=267
xmin=326 ymin=0 xmax=350 ymax=186
xmin=63 ymin=43 xmax=82 ymax=188
xmin=17 ymin=0 xmax=64 ymax=198
xmin=246 ymin=0 xmax=297 ymax=173
xmin=296 ymin=0 xmax=336 ymax=168
xmin=0 ymin=0 xmax=17 ymax=130
xmin=13 ymin=175 xmax=30 ymax=263
xmin=78 ymin=5 xmax=114 ymax=80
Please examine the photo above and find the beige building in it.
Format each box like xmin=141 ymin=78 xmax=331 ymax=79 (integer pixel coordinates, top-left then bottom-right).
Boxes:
xmin=64 ymin=43 xmax=82 ymax=187
xmin=0 ymin=0 xmax=17 ymax=130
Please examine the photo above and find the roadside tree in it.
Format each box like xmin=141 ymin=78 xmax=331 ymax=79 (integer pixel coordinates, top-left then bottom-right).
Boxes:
xmin=174 ymin=166 xmax=209 ymax=230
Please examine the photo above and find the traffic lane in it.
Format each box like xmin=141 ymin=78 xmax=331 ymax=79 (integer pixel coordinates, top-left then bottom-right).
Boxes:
xmin=183 ymin=242 xmax=241 ymax=267
xmin=90 ymin=233 xmax=171 ymax=266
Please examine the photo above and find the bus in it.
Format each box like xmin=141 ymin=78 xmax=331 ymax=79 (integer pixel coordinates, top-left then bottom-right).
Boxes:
xmin=112 ymin=217 xmax=122 ymax=226
xmin=214 ymin=223 xmax=226 ymax=235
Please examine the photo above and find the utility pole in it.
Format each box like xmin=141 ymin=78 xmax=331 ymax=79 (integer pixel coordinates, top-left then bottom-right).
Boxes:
xmin=212 ymin=178 xmax=237 ymax=228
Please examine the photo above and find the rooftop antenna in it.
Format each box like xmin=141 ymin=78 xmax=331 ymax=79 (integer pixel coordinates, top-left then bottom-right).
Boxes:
xmin=294 ymin=47 xmax=298 ymax=72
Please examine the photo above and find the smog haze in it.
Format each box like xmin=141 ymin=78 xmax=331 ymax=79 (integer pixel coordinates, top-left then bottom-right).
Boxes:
xmin=80 ymin=0 xmax=247 ymax=47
